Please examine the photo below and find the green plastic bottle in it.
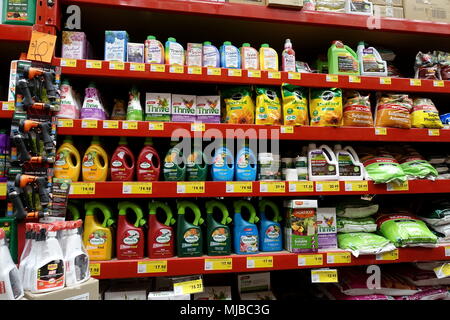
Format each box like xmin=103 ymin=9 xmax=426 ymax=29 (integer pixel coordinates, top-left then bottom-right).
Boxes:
xmin=163 ymin=141 xmax=186 ymax=181
xmin=206 ymin=200 xmax=232 ymax=256
xmin=126 ymin=86 xmax=143 ymax=121
xmin=186 ymin=145 xmax=208 ymax=181
xmin=2 ymin=0 xmax=36 ymax=25
xmin=176 ymin=201 xmax=204 ymax=257
xmin=0 ymin=217 xmax=17 ymax=263
xmin=328 ymin=40 xmax=360 ymax=76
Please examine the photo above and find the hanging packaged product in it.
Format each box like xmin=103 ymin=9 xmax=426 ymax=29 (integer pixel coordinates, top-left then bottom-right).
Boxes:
xmin=163 ymin=141 xmax=186 ymax=181
xmin=259 ymin=44 xmax=279 ymax=71
xmin=80 ymin=83 xmax=108 ymax=120
xmin=176 ymin=201 xmax=204 ymax=257
xmin=281 ymin=84 xmax=309 ymax=126
xmin=186 ymin=148 xmax=208 ymax=181
xmin=116 ymin=202 xmax=146 ymax=260
xmin=240 ymin=43 xmax=259 ymax=70
xmin=397 ymin=150 xmax=438 ymax=180
xmin=233 ymin=200 xmax=259 ymax=254
xmin=206 ymin=200 xmax=232 ymax=256
xmin=83 ymin=202 xmax=115 ymax=260
xmin=258 ymin=200 xmax=282 ymax=252
xmin=337 ymin=217 xmax=377 ymax=233
xmin=137 ymin=138 xmax=161 ymax=181
xmin=186 ymin=43 xmax=203 ymax=67
xmin=222 ymin=86 xmax=255 ymax=124
xmin=328 ymin=40 xmax=360 ymax=76
xmin=343 ymin=91 xmax=374 ymax=127
xmin=336 ymin=198 xmax=379 ymax=218
xmin=334 ymin=144 xmax=365 ymax=181
xmin=82 ymin=136 xmax=109 ymax=182
xmin=0 ymin=228 xmax=23 ymax=300
xmin=126 ymin=86 xmax=144 ymax=121
xmin=148 ymin=201 xmax=176 ymax=258
xmin=220 ymin=41 xmax=241 ymax=69
xmin=165 ymin=37 xmax=185 ymax=66
xmin=309 ymin=88 xmax=343 ymax=126
xmin=255 ymin=87 xmax=282 ymax=125
xmin=235 ymin=142 xmax=257 ymax=181
xmin=202 ymin=41 xmax=220 ymax=68
xmin=2 ymin=0 xmax=36 ymax=25
xmin=111 ymin=99 xmax=127 ymax=120
xmin=307 ymin=143 xmax=339 ymax=181
xmin=110 ymin=137 xmax=135 ymax=181
xmin=356 ymin=42 xmax=388 ymax=76
xmin=410 ymin=98 xmax=443 ymax=129
xmin=376 ymin=212 xmax=438 ymax=248
xmin=337 ymin=232 xmax=396 ymax=257
xmin=57 ymin=79 xmax=81 ymax=119
xmin=54 ymin=136 xmax=81 ymax=182
xmin=64 ymin=220 xmax=90 ymax=286
xmin=145 ymin=93 xmax=171 ymax=122
xmin=144 ymin=36 xmax=164 ymax=64
xmin=284 ymin=200 xmax=318 ymax=253
xmin=360 ymin=152 xmax=406 ymax=184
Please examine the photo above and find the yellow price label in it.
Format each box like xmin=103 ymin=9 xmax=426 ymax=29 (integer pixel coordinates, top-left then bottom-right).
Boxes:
xmin=260 ymin=181 xmax=285 ymax=193
xmin=247 ymin=256 xmax=273 ymax=269
xmin=298 ymin=254 xmax=323 ymax=267
xmin=349 ymin=75 xmax=361 ymax=83
xmin=376 ymin=249 xmax=399 ymax=261
xmin=268 ymin=71 xmax=281 ymax=79
xmin=380 ymin=77 xmax=392 ymax=85
xmin=102 ymin=120 xmax=119 ymax=129
xmin=89 ymin=263 xmax=101 ymax=276
xmin=148 ymin=122 xmax=165 ymax=131
xmin=207 ymin=67 xmax=221 ymax=76
xmin=174 ymin=279 xmax=203 ymax=295
xmin=122 ymin=121 xmax=138 ymax=130
xmin=226 ymin=182 xmax=253 ymax=193
xmin=311 ymin=269 xmax=338 ymax=283
xmin=60 ymin=58 xmax=77 ymax=68
xmin=345 ymin=181 xmax=368 ymax=192
xmin=375 ymin=127 xmax=387 ymax=135
xmin=445 ymin=246 xmax=450 ymax=257
xmin=70 ymin=183 xmax=96 ymax=195
xmin=177 ymin=182 xmax=205 ymax=194
xmin=434 ymin=80 xmax=445 ymax=87
xmin=81 ymin=119 xmax=98 ymax=129
xmin=188 ymin=66 xmax=202 ymax=75
xmin=169 ymin=65 xmax=184 ymax=74
xmin=122 ymin=182 xmax=152 ymax=194
xmin=86 ymin=60 xmax=102 ymax=69
xmin=109 ymin=61 xmax=125 ymax=70
xmin=434 ymin=263 xmax=450 ymax=279
xmin=137 ymin=260 xmax=167 ymax=274
xmin=205 ymin=258 xmax=233 ymax=271
xmin=191 ymin=123 xmax=205 ymax=132
xmin=387 ymin=180 xmax=409 ymax=191
xmin=228 ymin=69 xmax=242 ymax=77
xmin=248 ymin=70 xmax=261 ymax=78
xmin=130 ymin=62 xmax=145 ymax=71
xmin=281 ymin=126 xmax=294 ymax=134
xmin=289 ymin=181 xmax=314 ymax=193
xmin=316 ymin=181 xmax=340 ymax=192
xmin=326 ymin=74 xmax=339 ymax=82
xmin=327 ymin=252 xmax=351 ymax=264
xmin=410 ymin=79 xmax=422 ymax=86
xmin=150 ymin=64 xmax=165 ymax=72
xmin=2 ymin=102 xmax=14 ymax=111
xmin=428 ymin=129 xmax=440 ymax=136
xmin=288 ymin=72 xmax=301 ymax=80
xmin=0 ymin=183 xmax=6 ymax=196
xmin=57 ymin=119 xmax=74 ymax=128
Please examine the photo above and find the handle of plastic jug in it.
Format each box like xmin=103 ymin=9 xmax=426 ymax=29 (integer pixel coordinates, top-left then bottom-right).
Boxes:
xmin=66 ymin=150 xmax=79 ymax=169
xmin=320 ymin=145 xmax=338 ymax=163
xmin=67 ymin=203 xmax=81 ymax=221
xmin=118 ymin=201 xmax=146 ymax=228
xmin=177 ymin=201 xmax=204 ymax=226
xmin=345 ymin=45 xmax=358 ymax=59
xmin=234 ymin=200 xmax=258 ymax=224
xmin=259 ymin=200 xmax=282 ymax=223
xmin=85 ymin=201 xmax=114 ymax=228
xmin=149 ymin=201 xmax=176 ymax=226
xmin=344 ymin=146 xmax=361 ymax=163
xmin=206 ymin=200 xmax=232 ymax=225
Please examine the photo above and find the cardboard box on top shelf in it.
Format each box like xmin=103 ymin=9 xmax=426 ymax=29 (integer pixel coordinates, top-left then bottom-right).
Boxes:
xmin=403 ymin=0 xmax=450 ymax=23
xmin=374 ymin=4 xmax=405 ymax=18
xmin=371 ymin=0 xmax=403 ymax=7
xmin=267 ymin=0 xmax=303 ymax=9
xmin=24 ymin=278 xmax=100 ymax=300
xmin=229 ymin=0 xmax=267 ymax=5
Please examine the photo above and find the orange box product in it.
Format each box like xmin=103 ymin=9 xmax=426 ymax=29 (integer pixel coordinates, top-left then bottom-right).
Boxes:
xmin=374 ymin=93 xmax=412 ymax=129
xmin=343 ymin=91 xmax=374 ymax=127
xmin=410 ymin=98 xmax=444 ymax=129
xmin=309 ymin=88 xmax=343 ymax=127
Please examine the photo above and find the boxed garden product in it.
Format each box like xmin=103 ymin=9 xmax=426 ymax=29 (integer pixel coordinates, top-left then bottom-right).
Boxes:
xmin=284 ymin=200 xmax=318 ymax=253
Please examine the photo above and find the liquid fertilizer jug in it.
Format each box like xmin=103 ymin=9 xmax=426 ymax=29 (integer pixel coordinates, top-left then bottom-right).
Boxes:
xmin=116 ymin=202 xmax=146 ymax=260
xmin=233 ymin=200 xmax=259 ymax=254
xmin=176 ymin=201 xmax=204 ymax=257
xmin=206 ymin=200 xmax=232 ymax=256
xmin=258 ymin=200 xmax=282 ymax=252
xmin=148 ymin=201 xmax=176 ymax=258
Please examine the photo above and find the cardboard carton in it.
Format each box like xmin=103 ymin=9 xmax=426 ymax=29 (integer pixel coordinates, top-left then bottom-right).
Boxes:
xmin=24 ymin=278 xmax=99 ymax=300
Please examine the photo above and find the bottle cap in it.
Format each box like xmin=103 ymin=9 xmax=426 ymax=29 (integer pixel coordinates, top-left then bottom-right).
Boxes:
xmin=63 ymin=135 xmax=74 ymax=144
xmin=261 ymin=44 xmax=269 ymax=48
xmin=242 ymin=43 xmax=250 ymax=47
xmin=168 ymin=37 xmax=176 ymax=42
xmin=223 ymin=41 xmax=232 ymax=46
xmin=203 ymin=41 xmax=211 ymax=46
xmin=91 ymin=136 xmax=101 ymax=145
xmin=147 ymin=35 xmax=156 ymax=40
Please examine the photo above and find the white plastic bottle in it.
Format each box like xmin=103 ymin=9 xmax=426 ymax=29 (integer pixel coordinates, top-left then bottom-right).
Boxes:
xmin=23 ymin=223 xmax=41 ymax=291
xmin=0 ymin=228 xmax=24 ymax=300
xmin=334 ymin=144 xmax=365 ymax=181
xmin=282 ymin=39 xmax=296 ymax=72
xmin=65 ymin=220 xmax=90 ymax=287
xmin=18 ymin=223 xmax=34 ymax=287
xmin=308 ymin=143 xmax=340 ymax=181
xmin=357 ymin=41 xmax=388 ymax=77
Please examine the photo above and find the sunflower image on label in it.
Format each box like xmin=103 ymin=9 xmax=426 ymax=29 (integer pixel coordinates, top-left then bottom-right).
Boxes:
xmin=255 ymin=87 xmax=282 ymax=125
xmin=37 ymin=260 xmax=65 ymax=291
xmin=222 ymin=86 xmax=255 ymax=124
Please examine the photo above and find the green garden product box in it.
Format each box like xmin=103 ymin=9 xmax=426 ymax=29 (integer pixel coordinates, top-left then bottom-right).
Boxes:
xmin=0 ymin=217 xmax=17 ymax=263
xmin=284 ymin=199 xmax=318 ymax=253
xmin=2 ymin=0 xmax=36 ymax=25
xmin=145 ymin=93 xmax=171 ymax=121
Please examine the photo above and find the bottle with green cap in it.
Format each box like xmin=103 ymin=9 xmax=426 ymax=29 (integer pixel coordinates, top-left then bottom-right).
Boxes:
xmin=220 ymin=41 xmax=241 ymax=69
xmin=206 ymin=200 xmax=232 ymax=256
xmin=111 ymin=137 xmax=135 ymax=181
xmin=240 ymin=43 xmax=259 ymax=70
xmin=202 ymin=41 xmax=220 ymax=68
xmin=54 ymin=135 xmax=81 ymax=182
xmin=57 ymin=79 xmax=80 ymax=119
xmin=165 ymin=37 xmax=185 ymax=66
xmin=260 ymin=43 xmax=279 ymax=71
xmin=144 ymin=35 xmax=164 ymax=64
xmin=163 ymin=140 xmax=186 ymax=181
xmin=176 ymin=201 xmax=204 ymax=257
xmin=116 ymin=202 xmax=146 ymax=260
xmin=82 ymin=136 xmax=109 ymax=182
xmin=126 ymin=85 xmax=143 ymax=121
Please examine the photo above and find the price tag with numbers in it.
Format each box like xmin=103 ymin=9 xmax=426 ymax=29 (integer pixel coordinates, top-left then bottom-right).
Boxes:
xmin=226 ymin=182 xmax=253 ymax=193
xmin=248 ymin=70 xmax=261 ymax=78
xmin=57 ymin=119 xmax=74 ymax=128
xmin=345 ymin=181 xmax=368 ymax=192
xmin=173 ymin=278 xmax=204 ymax=295
xmin=122 ymin=182 xmax=152 ymax=194
xmin=81 ymin=119 xmax=98 ymax=129
xmin=150 ymin=64 xmax=165 ymax=72
xmin=311 ymin=269 xmax=338 ymax=283
xmin=289 ymin=181 xmax=314 ymax=193
xmin=410 ymin=79 xmax=422 ymax=86
xmin=375 ymin=127 xmax=387 ymax=135
xmin=177 ymin=182 xmax=205 ymax=194
xmin=60 ymin=58 xmax=77 ymax=67
xmin=376 ymin=249 xmax=399 ymax=261
xmin=327 ymin=252 xmax=351 ymax=264
xmin=288 ymin=72 xmax=301 ymax=80
xmin=349 ymin=75 xmax=361 ymax=83
xmin=191 ymin=123 xmax=205 ymax=132
xmin=70 ymin=183 xmax=95 ymax=195
xmin=109 ymin=61 xmax=125 ymax=70
xmin=137 ymin=260 xmax=167 ymax=274
xmin=27 ymin=31 xmax=57 ymax=63
xmin=326 ymin=74 xmax=339 ymax=82
xmin=247 ymin=256 xmax=273 ymax=269
xmin=204 ymin=258 xmax=233 ymax=271
xmin=169 ymin=65 xmax=184 ymax=74
xmin=207 ymin=67 xmax=221 ymax=76
xmin=122 ymin=121 xmax=138 ymax=130
xmin=445 ymin=246 xmax=450 ymax=257
xmin=86 ymin=60 xmax=102 ymax=69
xmin=130 ymin=62 xmax=145 ymax=71
xmin=1 ymin=102 xmax=14 ymax=111
xmin=188 ymin=66 xmax=202 ymax=75
xmin=316 ymin=181 xmax=340 ymax=192
xmin=298 ymin=254 xmax=323 ymax=267
xmin=280 ymin=126 xmax=294 ymax=134
xmin=228 ymin=69 xmax=242 ymax=77
xmin=380 ymin=77 xmax=392 ymax=85
xmin=102 ymin=120 xmax=119 ymax=129
xmin=268 ymin=71 xmax=281 ymax=79
xmin=434 ymin=80 xmax=445 ymax=87
xmin=148 ymin=122 xmax=164 ymax=131
xmin=260 ymin=181 xmax=285 ymax=193
xmin=387 ymin=180 xmax=409 ymax=191
xmin=428 ymin=129 xmax=440 ymax=137
xmin=89 ymin=263 xmax=101 ymax=276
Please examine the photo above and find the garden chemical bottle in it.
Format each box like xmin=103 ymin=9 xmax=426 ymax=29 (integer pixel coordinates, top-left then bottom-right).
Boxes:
xmin=334 ymin=144 xmax=364 ymax=181
xmin=165 ymin=37 xmax=185 ymax=66
xmin=148 ymin=201 xmax=176 ymax=258
xmin=328 ymin=40 xmax=360 ymax=76
xmin=259 ymin=43 xmax=279 ymax=71
xmin=235 ymin=142 xmax=257 ymax=181
xmin=163 ymin=141 xmax=186 ymax=181
xmin=22 ymin=224 xmax=40 ymax=291
xmin=186 ymin=147 xmax=208 ymax=181
xmin=82 ymin=136 xmax=109 ymax=182
xmin=83 ymin=201 xmax=115 ymax=261
xmin=308 ymin=143 xmax=339 ymax=181
xmin=2 ymin=0 xmax=36 ymax=25
xmin=111 ymin=137 xmax=135 ymax=181
xmin=282 ymin=39 xmax=296 ymax=72
xmin=357 ymin=41 xmax=388 ymax=77
xmin=54 ymin=136 xmax=81 ymax=182
xmin=259 ymin=200 xmax=282 ymax=252
xmin=233 ymin=200 xmax=259 ymax=254
xmin=126 ymin=86 xmax=143 ymax=121
xmin=203 ymin=41 xmax=220 ymax=68
xmin=0 ymin=228 xmax=23 ymax=300
xmin=220 ymin=41 xmax=241 ymax=69
xmin=116 ymin=202 xmax=146 ymax=260
xmin=240 ymin=43 xmax=259 ymax=70
xmin=206 ymin=200 xmax=232 ymax=256
xmin=145 ymin=35 xmax=164 ymax=64
xmin=137 ymin=137 xmax=161 ymax=181
xmin=176 ymin=201 xmax=204 ymax=257
xmin=65 ymin=220 xmax=90 ymax=286
xmin=31 ymin=224 xmax=65 ymax=293
xmin=111 ymin=98 xmax=127 ymax=120
xmin=80 ymin=82 xmax=108 ymax=120
xmin=57 ymin=79 xmax=80 ymax=119
xmin=18 ymin=223 xmax=34 ymax=284
xmin=211 ymin=143 xmax=234 ymax=181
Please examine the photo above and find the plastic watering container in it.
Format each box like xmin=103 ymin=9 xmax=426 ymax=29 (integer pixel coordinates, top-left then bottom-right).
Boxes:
xmin=148 ymin=201 xmax=176 ymax=258
xmin=64 ymin=220 xmax=90 ymax=287
xmin=334 ymin=144 xmax=365 ymax=181
xmin=165 ymin=37 xmax=185 ymax=66
xmin=220 ymin=41 xmax=241 ymax=69
xmin=82 ymin=202 xmax=115 ymax=261
xmin=137 ymin=138 xmax=161 ymax=181
xmin=176 ymin=201 xmax=204 ymax=257
xmin=235 ymin=143 xmax=257 ymax=181
xmin=126 ymin=86 xmax=143 ymax=121
xmin=110 ymin=137 xmax=135 ymax=181
xmin=233 ymin=200 xmax=259 ymax=254
xmin=357 ymin=41 xmax=388 ymax=77
xmin=54 ymin=136 xmax=81 ymax=182
xmin=258 ymin=200 xmax=282 ymax=252
xmin=82 ymin=136 xmax=109 ymax=182
xmin=308 ymin=143 xmax=339 ymax=181
xmin=202 ymin=41 xmax=220 ymax=68
xmin=211 ymin=144 xmax=234 ymax=181
xmin=240 ymin=43 xmax=259 ymax=70
xmin=328 ymin=40 xmax=360 ymax=76
xmin=206 ymin=200 xmax=232 ymax=256
xmin=164 ymin=141 xmax=186 ymax=181
xmin=116 ymin=202 xmax=146 ymax=260
xmin=186 ymin=148 xmax=208 ymax=181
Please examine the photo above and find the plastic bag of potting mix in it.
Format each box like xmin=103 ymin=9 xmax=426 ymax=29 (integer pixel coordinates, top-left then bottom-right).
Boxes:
xmin=343 ymin=91 xmax=374 ymax=127
xmin=430 ymin=224 xmax=450 ymax=237
xmin=281 ymin=83 xmax=309 ymax=126
xmin=337 ymin=217 xmax=377 ymax=233
xmin=376 ymin=213 xmax=438 ymax=247
xmin=337 ymin=232 xmax=397 ymax=257
xmin=374 ymin=93 xmax=412 ymax=129
xmin=360 ymin=153 xmax=406 ymax=184
xmin=222 ymin=86 xmax=255 ymax=124
xmin=398 ymin=153 xmax=438 ymax=180
xmin=255 ymin=87 xmax=282 ymax=125
xmin=411 ymin=98 xmax=443 ymax=129
xmin=309 ymin=88 xmax=343 ymax=127
xmin=336 ymin=199 xmax=379 ymax=218
xmin=417 ymin=199 xmax=450 ymax=226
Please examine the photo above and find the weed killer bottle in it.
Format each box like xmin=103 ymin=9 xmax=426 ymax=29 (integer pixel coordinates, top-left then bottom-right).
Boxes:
xmin=0 ymin=228 xmax=23 ymax=300
xmin=65 ymin=220 xmax=90 ymax=286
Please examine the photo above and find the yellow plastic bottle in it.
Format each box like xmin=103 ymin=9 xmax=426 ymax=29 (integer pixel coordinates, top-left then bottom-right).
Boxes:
xmin=259 ymin=44 xmax=279 ymax=71
xmin=82 ymin=136 xmax=109 ymax=182
xmin=54 ymin=136 xmax=81 ymax=182
xmin=82 ymin=201 xmax=115 ymax=261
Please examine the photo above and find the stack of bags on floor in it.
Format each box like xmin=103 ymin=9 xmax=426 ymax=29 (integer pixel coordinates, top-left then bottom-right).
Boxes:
xmin=417 ymin=199 xmax=450 ymax=244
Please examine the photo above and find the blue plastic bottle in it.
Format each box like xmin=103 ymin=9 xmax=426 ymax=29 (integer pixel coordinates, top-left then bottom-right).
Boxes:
xmin=258 ymin=200 xmax=282 ymax=252
xmin=202 ymin=41 xmax=220 ymax=68
xmin=235 ymin=142 xmax=257 ymax=181
xmin=211 ymin=143 xmax=234 ymax=181
xmin=220 ymin=41 xmax=241 ymax=69
xmin=233 ymin=200 xmax=259 ymax=254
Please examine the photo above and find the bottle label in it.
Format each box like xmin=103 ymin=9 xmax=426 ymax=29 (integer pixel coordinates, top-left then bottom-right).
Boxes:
xmin=73 ymin=254 xmax=90 ymax=282
xmin=310 ymin=151 xmax=337 ymax=176
xmin=224 ymin=46 xmax=239 ymax=68
xmin=88 ymin=230 xmax=107 ymax=246
xmin=203 ymin=46 xmax=219 ymax=68
xmin=122 ymin=230 xmax=140 ymax=246
xmin=37 ymin=260 xmax=65 ymax=291
xmin=240 ymin=235 xmax=258 ymax=252
xmin=211 ymin=227 xmax=229 ymax=243
xmin=337 ymin=53 xmax=358 ymax=73
xmin=168 ymin=43 xmax=184 ymax=65
xmin=265 ymin=224 xmax=281 ymax=239
xmin=283 ymin=52 xmax=296 ymax=72
xmin=262 ymin=49 xmax=278 ymax=70
xmin=338 ymin=153 xmax=361 ymax=177
xmin=155 ymin=228 xmax=172 ymax=244
xmin=243 ymin=48 xmax=258 ymax=70
xmin=184 ymin=228 xmax=200 ymax=244
xmin=145 ymin=40 xmax=163 ymax=64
